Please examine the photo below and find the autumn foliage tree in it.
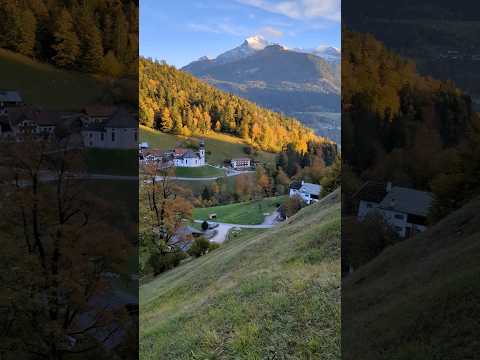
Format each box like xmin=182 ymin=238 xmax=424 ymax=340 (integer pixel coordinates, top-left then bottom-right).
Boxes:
xmin=0 ymin=135 xmax=132 ymax=359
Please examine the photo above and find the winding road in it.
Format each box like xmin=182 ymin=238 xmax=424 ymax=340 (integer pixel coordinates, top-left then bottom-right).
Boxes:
xmin=194 ymin=210 xmax=281 ymax=243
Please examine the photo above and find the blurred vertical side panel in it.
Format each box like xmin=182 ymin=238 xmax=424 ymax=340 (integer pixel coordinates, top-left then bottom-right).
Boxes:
xmin=0 ymin=0 xmax=139 ymax=359
xmin=342 ymin=0 xmax=480 ymax=359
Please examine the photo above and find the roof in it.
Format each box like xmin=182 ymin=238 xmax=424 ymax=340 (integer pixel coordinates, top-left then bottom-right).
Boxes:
xmin=0 ymin=90 xmax=22 ymax=103
xmin=143 ymin=149 xmax=165 ymax=157
xmin=174 ymin=148 xmax=188 ymax=156
xmin=352 ymin=181 xmax=387 ymax=203
xmin=83 ymin=105 xmax=116 ymax=118
xmin=300 ymin=182 xmax=321 ymax=196
xmin=179 ymin=150 xmax=200 ymax=159
xmin=289 ymin=180 xmax=302 ymax=190
xmin=231 ymin=157 xmax=251 ymax=162
xmin=379 ymin=187 xmax=432 ymax=217
xmin=7 ymin=106 xmax=63 ymax=126
xmin=105 ymin=108 xmax=137 ymax=128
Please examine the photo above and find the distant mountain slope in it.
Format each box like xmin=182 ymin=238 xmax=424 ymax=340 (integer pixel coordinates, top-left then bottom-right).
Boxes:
xmin=140 ymin=190 xmax=340 ymax=359
xmin=140 ymin=57 xmax=338 ymax=158
xmin=343 ymin=196 xmax=480 ymax=359
xmin=182 ymin=37 xmax=341 ymax=142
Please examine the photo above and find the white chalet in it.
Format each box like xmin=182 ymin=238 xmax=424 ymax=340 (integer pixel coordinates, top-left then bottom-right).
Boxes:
xmin=354 ymin=181 xmax=433 ymax=238
xmin=231 ymin=157 xmax=252 ymax=169
xmin=289 ymin=180 xmax=321 ymax=205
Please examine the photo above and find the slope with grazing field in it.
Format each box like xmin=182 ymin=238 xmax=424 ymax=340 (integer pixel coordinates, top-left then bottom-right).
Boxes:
xmin=193 ymin=195 xmax=286 ymax=225
xmin=174 ymin=166 xmax=225 ymax=178
xmin=343 ymin=196 xmax=480 ymax=360
xmin=140 ymin=126 xmax=276 ymax=167
xmin=0 ymin=49 xmax=107 ymax=110
xmin=140 ymin=190 xmax=341 ymax=359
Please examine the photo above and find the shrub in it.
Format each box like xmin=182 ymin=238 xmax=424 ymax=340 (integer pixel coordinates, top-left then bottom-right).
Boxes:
xmin=148 ymin=249 xmax=187 ymax=276
xmin=208 ymin=242 xmax=220 ymax=251
xmin=188 ymin=237 xmax=210 ymax=258
xmin=279 ymin=196 xmax=305 ymax=218
xmin=244 ymin=146 xmax=253 ymax=155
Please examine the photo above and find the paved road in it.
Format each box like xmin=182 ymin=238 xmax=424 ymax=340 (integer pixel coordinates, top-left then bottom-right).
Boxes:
xmin=194 ymin=210 xmax=281 ymax=243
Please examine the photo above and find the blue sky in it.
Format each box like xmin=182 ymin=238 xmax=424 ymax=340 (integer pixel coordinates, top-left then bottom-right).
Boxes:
xmin=140 ymin=0 xmax=341 ymax=68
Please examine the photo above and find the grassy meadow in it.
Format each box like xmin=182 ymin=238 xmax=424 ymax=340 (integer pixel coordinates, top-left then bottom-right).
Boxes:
xmin=86 ymin=149 xmax=138 ymax=176
xmin=174 ymin=165 xmax=225 ymax=178
xmin=0 ymin=48 xmax=107 ymax=110
xmin=140 ymin=190 xmax=341 ymax=359
xmin=140 ymin=126 xmax=276 ymax=167
xmin=193 ymin=195 xmax=287 ymax=224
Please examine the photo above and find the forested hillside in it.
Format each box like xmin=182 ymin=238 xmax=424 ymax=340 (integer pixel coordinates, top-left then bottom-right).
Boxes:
xmin=343 ymin=30 xmax=480 ymax=221
xmin=140 ymin=57 xmax=336 ymax=155
xmin=0 ymin=0 xmax=138 ymax=77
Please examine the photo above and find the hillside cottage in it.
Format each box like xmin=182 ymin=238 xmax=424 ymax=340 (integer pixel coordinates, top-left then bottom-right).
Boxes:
xmin=354 ymin=181 xmax=433 ymax=238
xmin=289 ymin=180 xmax=321 ymax=205
xmin=231 ymin=157 xmax=252 ymax=169
xmin=140 ymin=140 xmax=206 ymax=168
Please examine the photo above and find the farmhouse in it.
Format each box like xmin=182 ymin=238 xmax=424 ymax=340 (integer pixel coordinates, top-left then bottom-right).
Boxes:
xmin=82 ymin=107 xmax=137 ymax=149
xmin=354 ymin=181 xmax=433 ymax=238
xmin=231 ymin=157 xmax=252 ymax=169
xmin=289 ymin=180 xmax=321 ymax=205
xmin=2 ymin=106 xmax=63 ymax=138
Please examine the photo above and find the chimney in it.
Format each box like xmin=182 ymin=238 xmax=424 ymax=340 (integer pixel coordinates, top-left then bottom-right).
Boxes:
xmin=386 ymin=182 xmax=392 ymax=192
xmin=301 ymin=180 xmax=305 ymax=185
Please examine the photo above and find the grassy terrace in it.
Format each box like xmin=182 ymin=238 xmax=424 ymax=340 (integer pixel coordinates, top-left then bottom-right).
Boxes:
xmin=174 ymin=165 xmax=225 ymax=178
xmin=140 ymin=126 xmax=276 ymax=166
xmin=193 ymin=195 xmax=287 ymax=225
xmin=0 ymin=48 xmax=106 ymax=110
xmin=86 ymin=148 xmax=138 ymax=176
xmin=140 ymin=191 xmax=341 ymax=359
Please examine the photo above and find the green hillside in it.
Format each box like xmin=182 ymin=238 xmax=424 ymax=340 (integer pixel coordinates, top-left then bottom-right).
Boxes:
xmin=140 ymin=126 xmax=276 ymax=166
xmin=343 ymin=196 xmax=480 ymax=360
xmin=193 ymin=195 xmax=286 ymax=225
xmin=0 ymin=49 xmax=107 ymax=110
xmin=140 ymin=190 xmax=341 ymax=359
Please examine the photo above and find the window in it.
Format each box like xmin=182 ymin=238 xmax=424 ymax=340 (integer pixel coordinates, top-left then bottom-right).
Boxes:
xmin=366 ymin=203 xmax=373 ymax=208
xmin=112 ymin=131 xmax=115 ymax=142
xmin=134 ymin=131 xmax=137 ymax=141
xmin=101 ymin=133 xmax=104 ymax=141
xmin=89 ymin=133 xmax=93 ymax=138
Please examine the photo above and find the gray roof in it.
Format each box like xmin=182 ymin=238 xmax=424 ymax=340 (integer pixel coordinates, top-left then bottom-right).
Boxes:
xmin=177 ymin=150 xmax=200 ymax=160
xmin=300 ymin=182 xmax=321 ymax=196
xmin=0 ymin=90 xmax=22 ymax=103
xmin=105 ymin=108 xmax=137 ymax=128
xmin=379 ymin=187 xmax=432 ymax=217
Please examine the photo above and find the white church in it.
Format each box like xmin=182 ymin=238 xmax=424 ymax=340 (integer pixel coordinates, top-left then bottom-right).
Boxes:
xmin=172 ymin=140 xmax=206 ymax=167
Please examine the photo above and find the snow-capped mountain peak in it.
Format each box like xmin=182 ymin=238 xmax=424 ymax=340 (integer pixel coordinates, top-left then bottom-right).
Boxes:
xmin=244 ymin=35 xmax=269 ymax=50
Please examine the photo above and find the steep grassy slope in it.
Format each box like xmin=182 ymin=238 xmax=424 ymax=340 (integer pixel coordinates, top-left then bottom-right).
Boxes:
xmin=140 ymin=190 xmax=341 ymax=359
xmin=0 ymin=49 xmax=107 ymax=110
xmin=343 ymin=196 xmax=480 ymax=360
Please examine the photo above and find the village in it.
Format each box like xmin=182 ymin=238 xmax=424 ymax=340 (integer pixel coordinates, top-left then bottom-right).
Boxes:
xmin=0 ymin=90 xmax=137 ymax=149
